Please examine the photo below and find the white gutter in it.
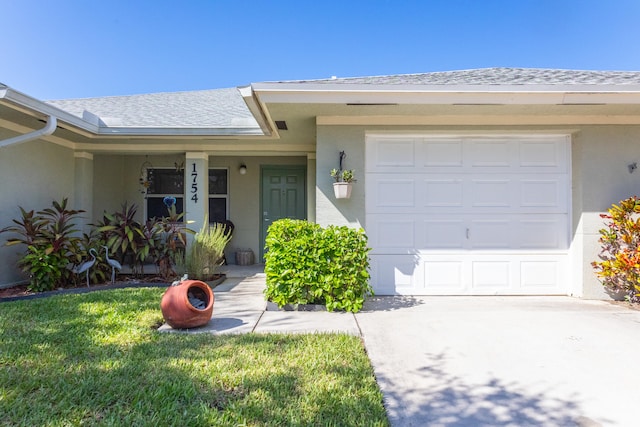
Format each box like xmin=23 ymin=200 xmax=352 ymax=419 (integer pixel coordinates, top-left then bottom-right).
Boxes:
xmin=0 ymin=115 xmax=57 ymax=148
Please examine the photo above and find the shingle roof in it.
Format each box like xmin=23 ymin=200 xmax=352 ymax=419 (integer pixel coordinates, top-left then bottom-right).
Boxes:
xmin=277 ymin=68 xmax=640 ymax=86
xmin=34 ymin=68 xmax=640 ymax=132
xmin=46 ymin=87 xmax=258 ymax=129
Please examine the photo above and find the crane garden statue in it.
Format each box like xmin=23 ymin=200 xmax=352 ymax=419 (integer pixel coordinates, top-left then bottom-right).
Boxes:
xmin=102 ymin=245 xmax=122 ymax=284
xmin=72 ymin=248 xmax=98 ymax=287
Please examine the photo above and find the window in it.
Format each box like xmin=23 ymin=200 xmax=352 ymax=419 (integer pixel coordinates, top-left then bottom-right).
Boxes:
xmin=209 ymin=168 xmax=228 ymax=222
xmin=144 ymin=167 xmax=229 ymax=222
xmin=146 ymin=168 xmax=184 ymax=220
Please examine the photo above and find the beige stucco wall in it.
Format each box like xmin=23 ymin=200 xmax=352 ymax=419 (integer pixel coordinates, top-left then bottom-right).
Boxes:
xmin=316 ymin=124 xmax=640 ymax=299
xmin=316 ymin=126 xmax=367 ymax=228
xmin=570 ymin=126 xmax=640 ymax=298
xmin=0 ymin=138 xmax=76 ymax=287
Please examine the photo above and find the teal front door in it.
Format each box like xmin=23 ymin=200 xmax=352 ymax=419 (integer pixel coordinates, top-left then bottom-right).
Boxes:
xmin=260 ymin=166 xmax=306 ymax=260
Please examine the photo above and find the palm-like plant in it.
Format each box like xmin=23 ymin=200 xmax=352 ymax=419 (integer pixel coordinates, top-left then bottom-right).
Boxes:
xmin=95 ymin=203 xmax=151 ymax=276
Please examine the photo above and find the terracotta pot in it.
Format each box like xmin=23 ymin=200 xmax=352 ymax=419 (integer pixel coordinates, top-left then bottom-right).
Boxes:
xmin=160 ymin=280 xmax=214 ymax=329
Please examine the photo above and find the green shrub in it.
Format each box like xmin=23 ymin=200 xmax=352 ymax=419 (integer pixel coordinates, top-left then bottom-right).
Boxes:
xmin=592 ymin=196 xmax=640 ymax=302
xmin=21 ymin=246 xmax=66 ymax=292
xmin=264 ymin=219 xmax=372 ymax=312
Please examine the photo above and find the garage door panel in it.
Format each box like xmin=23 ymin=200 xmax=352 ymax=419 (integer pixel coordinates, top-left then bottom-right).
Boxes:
xmin=366 ymin=134 xmax=569 ymax=295
xmin=469 ymin=140 xmax=513 ymax=168
xmin=369 ymin=213 xmax=568 ymax=251
xmin=424 ymin=261 xmax=465 ymax=291
xmin=371 ymin=253 xmax=568 ymax=296
xmin=517 ymin=217 xmax=567 ymax=249
xmin=424 ymin=179 xmax=464 ymax=207
xmin=367 ymin=138 xmax=417 ymax=169
xmin=469 ymin=219 xmax=511 ymax=249
xmin=370 ymin=219 xmax=416 ymax=250
xmin=472 ymin=261 xmax=511 ymax=289
xmin=422 ymin=139 xmax=464 ymax=167
xmin=470 ymin=179 xmax=512 ymax=207
xmin=424 ymin=219 xmax=466 ymax=249
xmin=520 ymin=261 xmax=560 ymax=289
xmin=520 ymin=178 xmax=566 ymax=209
xmin=374 ymin=179 xmax=416 ymax=207
xmin=519 ymin=140 xmax=567 ymax=170
xmin=370 ymin=255 xmax=423 ymax=294
xmin=369 ymin=173 xmax=567 ymax=214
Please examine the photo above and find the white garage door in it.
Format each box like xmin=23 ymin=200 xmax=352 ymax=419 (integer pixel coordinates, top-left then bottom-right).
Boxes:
xmin=366 ymin=134 xmax=570 ymax=295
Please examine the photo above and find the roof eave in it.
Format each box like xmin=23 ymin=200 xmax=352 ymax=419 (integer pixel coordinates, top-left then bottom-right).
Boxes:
xmin=250 ymin=82 xmax=640 ymax=105
xmin=239 ymin=85 xmax=278 ymax=137
xmin=0 ymin=86 xmax=100 ymax=135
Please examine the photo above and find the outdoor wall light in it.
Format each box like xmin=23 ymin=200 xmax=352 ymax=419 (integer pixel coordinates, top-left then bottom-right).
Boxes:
xmin=239 ymin=164 xmax=247 ymax=175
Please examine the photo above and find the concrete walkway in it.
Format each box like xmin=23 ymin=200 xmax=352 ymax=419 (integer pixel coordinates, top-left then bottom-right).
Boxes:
xmin=159 ymin=266 xmax=361 ymax=335
xmin=160 ymin=267 xmax=640 ymax=427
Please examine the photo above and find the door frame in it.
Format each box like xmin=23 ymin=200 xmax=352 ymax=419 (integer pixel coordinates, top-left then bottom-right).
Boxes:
xmin=259 ymin=165 xmax=307 ymax=261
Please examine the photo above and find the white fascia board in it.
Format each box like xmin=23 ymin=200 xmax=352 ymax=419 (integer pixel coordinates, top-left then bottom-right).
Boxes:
xmin=94 ymin=126 xmax=265 ymax=137
xmin=239 ymin=85 xmax=276 ymax=137
xmin=251 ymin=82 xmax=640 ymax=105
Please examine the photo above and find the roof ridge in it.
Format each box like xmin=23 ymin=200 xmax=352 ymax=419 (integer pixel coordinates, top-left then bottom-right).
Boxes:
xmin=267 ymin=67 xmax=640 ymax=86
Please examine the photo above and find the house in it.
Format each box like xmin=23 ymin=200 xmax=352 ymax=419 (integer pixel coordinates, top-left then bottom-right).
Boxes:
xmin=2 ymin=67 xmax=640 ymax=298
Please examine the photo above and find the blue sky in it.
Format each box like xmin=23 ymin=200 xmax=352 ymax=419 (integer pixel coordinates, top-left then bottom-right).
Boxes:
xmin=2 ymin=0 xmax=640 ymax=100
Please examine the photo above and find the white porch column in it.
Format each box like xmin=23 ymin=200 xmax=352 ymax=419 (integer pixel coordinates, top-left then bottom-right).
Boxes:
xmin=307 ymin=153 xmax=316 ymax=223
xmin=73 ymin=152 xmax=93 ymax=233
xmin=185 ymin=152 xmax=209 ymax=238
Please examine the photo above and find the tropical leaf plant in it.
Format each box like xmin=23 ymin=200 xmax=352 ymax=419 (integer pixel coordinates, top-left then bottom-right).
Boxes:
xmin=0 ymin=198 xmax=85 ymax=291
xmin=95 ymin=203 xmax=152 ymax=277
xmin=592 ymin=196 xmax=640 ymax=302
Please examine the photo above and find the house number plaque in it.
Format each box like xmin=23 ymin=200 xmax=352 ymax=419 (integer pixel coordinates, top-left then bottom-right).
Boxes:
xmin=191 ymin=162 xmax=198 ymax=203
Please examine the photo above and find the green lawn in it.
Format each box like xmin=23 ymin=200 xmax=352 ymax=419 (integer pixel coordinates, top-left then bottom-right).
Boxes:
xmin=0 ymin=288 xmax=388 ymax=426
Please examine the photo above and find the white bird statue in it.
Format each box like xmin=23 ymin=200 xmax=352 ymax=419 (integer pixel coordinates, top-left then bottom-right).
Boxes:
xmin=171 ymin=273 xmax=188 ymax=286
xmin=72 ymin=248 xmax=98 ymax=287
xmin=102 ymin=245 xmax=122 ymax=284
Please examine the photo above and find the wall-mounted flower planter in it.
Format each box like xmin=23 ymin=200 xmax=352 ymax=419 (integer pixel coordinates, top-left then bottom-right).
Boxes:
xmin=160 ymin=280 xmax=214 ymax=329
xmin=333 ymin=182 xmax=353 ymax=199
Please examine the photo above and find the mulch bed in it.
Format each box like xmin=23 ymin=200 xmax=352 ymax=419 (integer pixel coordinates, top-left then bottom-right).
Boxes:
xmin=0 ymin=274 xmax=226 ymax=303
xmin=0 ymin=277 xmax=169 ymax=303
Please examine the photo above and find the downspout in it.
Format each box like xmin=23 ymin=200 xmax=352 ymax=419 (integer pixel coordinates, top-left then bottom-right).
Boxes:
xmin=0 ymin=115 xmax=57 ymax=148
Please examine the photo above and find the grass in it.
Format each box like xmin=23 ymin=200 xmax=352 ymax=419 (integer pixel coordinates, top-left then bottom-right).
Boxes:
xmin=0 ymin=288 xmax=388 ymax=426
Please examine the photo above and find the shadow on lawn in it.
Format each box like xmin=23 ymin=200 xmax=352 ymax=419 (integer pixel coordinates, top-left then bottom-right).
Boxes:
xmin=1 ymin=292 xmax=386 ymax=426
xmin=376 ymin=352 xmax=609 ymax=427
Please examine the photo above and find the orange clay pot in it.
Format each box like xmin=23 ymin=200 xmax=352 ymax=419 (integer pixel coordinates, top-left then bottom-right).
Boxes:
xmin=160 ymin=280 xmax=214 ymax=329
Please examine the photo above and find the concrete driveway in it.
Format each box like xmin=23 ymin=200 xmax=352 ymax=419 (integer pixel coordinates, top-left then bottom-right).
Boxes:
xmin=356 ymin=296 xmax=640 ymax=427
